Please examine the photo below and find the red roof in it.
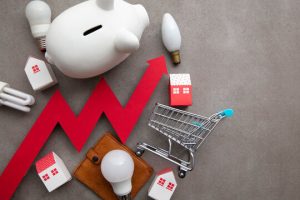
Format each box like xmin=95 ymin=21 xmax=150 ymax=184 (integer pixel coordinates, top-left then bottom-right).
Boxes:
xmin=157 ymin=168 xmax=173 ymax=176
xmin=36 ymin=152 xmax=56 ymax=173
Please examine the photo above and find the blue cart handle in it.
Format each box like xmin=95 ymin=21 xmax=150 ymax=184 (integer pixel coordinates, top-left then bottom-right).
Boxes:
xmin=220 ymin=109 xmax=234 ymax=117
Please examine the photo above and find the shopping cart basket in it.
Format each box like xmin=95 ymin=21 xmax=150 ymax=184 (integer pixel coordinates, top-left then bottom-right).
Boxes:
xmin=136 ymin=103 xmax=234 ymax=178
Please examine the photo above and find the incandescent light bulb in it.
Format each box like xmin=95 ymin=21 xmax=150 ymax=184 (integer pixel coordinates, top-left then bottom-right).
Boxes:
xmin=162 ymin=13 xmax=182 ymax=65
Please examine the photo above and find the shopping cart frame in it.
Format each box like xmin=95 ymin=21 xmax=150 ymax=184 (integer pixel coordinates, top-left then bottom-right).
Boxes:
xmin=137 ymin=139 xmax=195 ymax=178
xmin=136 ymin=103 xmax=233 ymax=178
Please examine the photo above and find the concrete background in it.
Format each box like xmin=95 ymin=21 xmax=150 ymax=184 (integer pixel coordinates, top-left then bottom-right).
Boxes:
xmin=1 ymin=0 xmax=300 ymax=199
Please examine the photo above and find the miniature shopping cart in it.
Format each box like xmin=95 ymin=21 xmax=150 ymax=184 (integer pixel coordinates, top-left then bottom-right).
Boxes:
xmin=136 ymin=103 xmax=234 ymax=178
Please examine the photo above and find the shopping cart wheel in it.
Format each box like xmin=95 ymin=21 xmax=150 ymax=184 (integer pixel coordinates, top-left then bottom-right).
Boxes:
xmin=135 ymin=149 xmax=145 ymax=157
xmin=178 ymin=170 xmax=186 ymax=178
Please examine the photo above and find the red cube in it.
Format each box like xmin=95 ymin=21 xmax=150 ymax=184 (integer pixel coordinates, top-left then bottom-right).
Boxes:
xmin=169 ymin=74 xmax=192 ymax=106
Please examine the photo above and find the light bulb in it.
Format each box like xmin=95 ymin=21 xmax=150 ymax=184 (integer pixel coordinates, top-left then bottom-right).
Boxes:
xmin=25 ymin=0 xmax=51 ymax=51
xmin=101 ymin=150 xmax=134 ymax=200
xmin=162 ymin=13 xmax=182 ymax=65
xmin=0 ymin=81 xmax=35 ymax=112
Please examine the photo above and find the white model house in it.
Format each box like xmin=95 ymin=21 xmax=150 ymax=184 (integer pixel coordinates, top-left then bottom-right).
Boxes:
xmin=35 ymin=152 xmax=72 ymax=192
xmin=24 ymin=56 xmax=57 ymax=91
xmin=148 ymin=168 xmax=177 ymax=200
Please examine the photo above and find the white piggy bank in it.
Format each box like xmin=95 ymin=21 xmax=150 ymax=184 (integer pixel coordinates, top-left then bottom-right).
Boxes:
xmin=27 ymin=0 xmax=149 ymax=78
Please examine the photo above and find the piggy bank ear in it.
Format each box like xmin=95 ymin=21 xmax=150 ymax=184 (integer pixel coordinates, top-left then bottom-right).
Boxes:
xmin=45 ymin=52 xmax=54 ymax=65
xmin=114 ymin=30 xmax=140 ymax=53
xmin=134 ymin=4 xmax=150 ymax=28
xmin=97 ymin=0 xmax=114 ymax=10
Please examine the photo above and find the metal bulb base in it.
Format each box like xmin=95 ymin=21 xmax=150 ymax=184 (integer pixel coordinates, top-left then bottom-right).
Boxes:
xmin=171 ymin=50 xmax=181 ymax=65
xmin=118 ymin=193 xmax=131 ymax=200
xmin=37 ymin=37 xmax=46 ymax=52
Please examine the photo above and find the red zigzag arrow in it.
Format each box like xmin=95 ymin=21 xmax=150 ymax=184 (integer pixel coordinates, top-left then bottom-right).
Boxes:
xmin=0 ymin=56 xmax=168 ymax=199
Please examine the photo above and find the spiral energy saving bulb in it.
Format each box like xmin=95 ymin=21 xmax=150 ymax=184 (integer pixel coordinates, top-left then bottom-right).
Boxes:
xmin=162 ymin=13 xmax=182 ymax=65
xmin=25 ymin=0 xmax=51 ymax=51
xmin=101 ymin=150 xmax=134 ymax=200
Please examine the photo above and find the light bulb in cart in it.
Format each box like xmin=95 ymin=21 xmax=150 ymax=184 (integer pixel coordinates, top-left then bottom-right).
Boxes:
xmin=101 ymin=150 xmax=134 ymax=200
xmin=162 ymin=13 xmax=182 ymax=65
xmin=25 ymin=0 xmax=51 ymax=51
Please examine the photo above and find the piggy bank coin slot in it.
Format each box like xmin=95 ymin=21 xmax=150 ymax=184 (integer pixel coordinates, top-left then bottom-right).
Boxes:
xmin=83 ymin=25 xmax=103 ymax=36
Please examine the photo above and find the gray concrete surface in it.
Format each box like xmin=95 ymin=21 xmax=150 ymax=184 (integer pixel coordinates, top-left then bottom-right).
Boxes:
xmin=1 ymin=0 xmax=300 ymax=199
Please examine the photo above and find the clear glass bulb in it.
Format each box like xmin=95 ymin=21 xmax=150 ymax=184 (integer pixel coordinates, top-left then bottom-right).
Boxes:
xmin=101 ymin=150 xmax=134 ymax=199
xmin=25 ymin=0 xmax=51 ymax=38
xmin=162 ymin=13 xmax=182 ymax=64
